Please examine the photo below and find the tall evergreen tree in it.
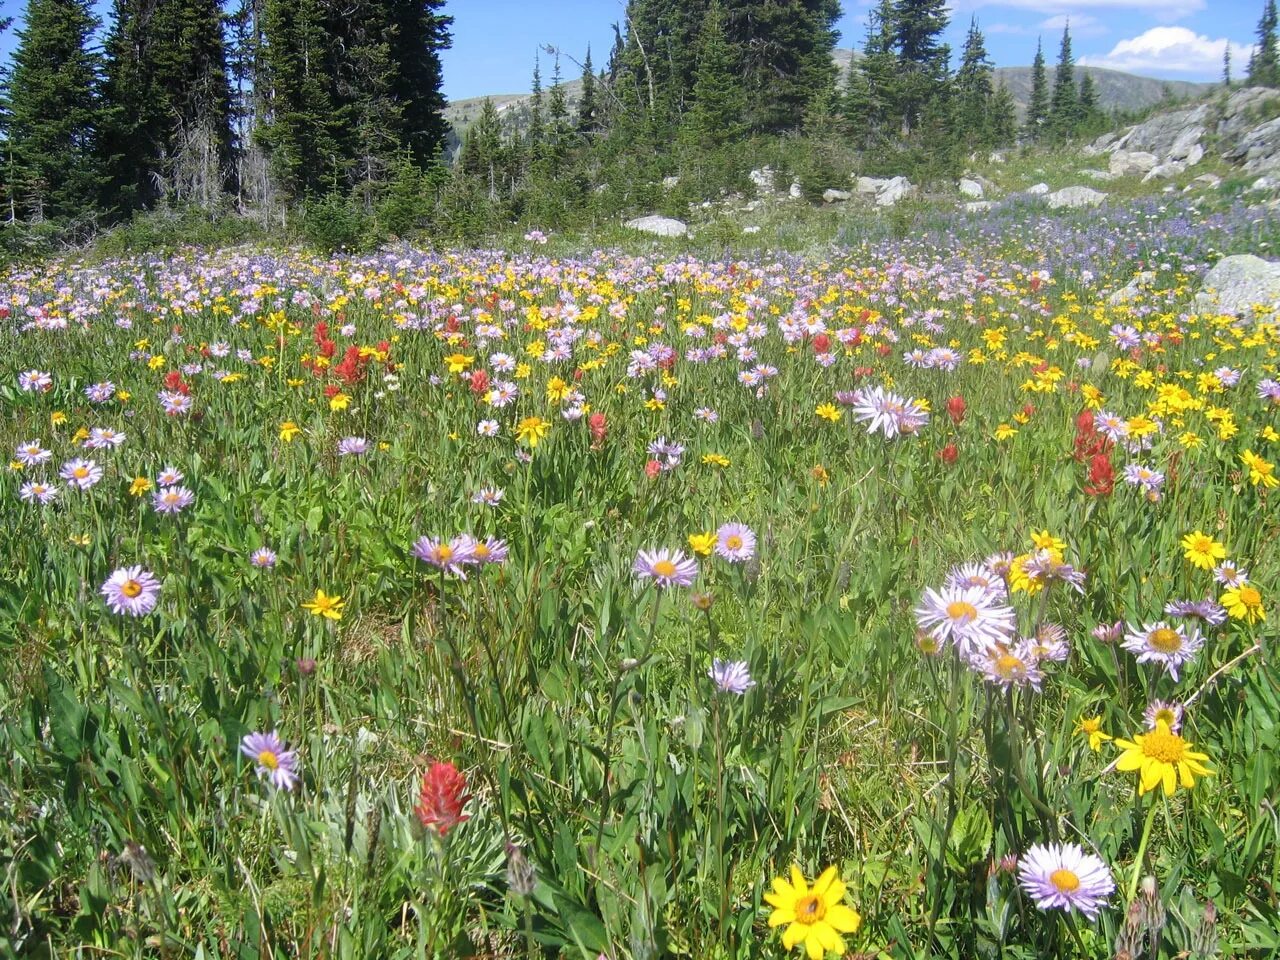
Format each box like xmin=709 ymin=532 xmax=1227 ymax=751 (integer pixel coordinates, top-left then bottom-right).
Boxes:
xmin=989 ymin=82 xmax=1018 ymax=147
xmin=1047 ymin=25 xmax=1077 ymax=140
xmin=102 ymin=0 xmax=234 ymax=212
xmin=890 ymin=0 xmax=951 ymax=135
xmin=1223 ymin=43 xmax=1232 ymax=86
xmin=680 ymin=0 xmax=745 ymax=148
xmin=577 ymin=47 xmax=599 ymax=133
xmin=458 ymin=97 xmax=505 ymax=200
xmin=859 ymin=0 xmax=899 ymax=140
xmin=384 ymin=0 xmax=452 ymax=167
xmin=954 ymin=17 xmax=995 ymax=146
xmin=1077 ymin=70 xmax=1101 ymax=127
xmin=7 ymin=0 xmax=106 ymax=221
xmin=1249 ymin=0 xmax=1279 ymax=88
xmin=1024 ymin=38 xmax=1049 ymax=140
xmin=527 ymin=55 xmax=546 ymax=153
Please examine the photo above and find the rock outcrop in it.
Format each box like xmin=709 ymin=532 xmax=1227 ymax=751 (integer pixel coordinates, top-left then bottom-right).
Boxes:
xmin=624 ymin=216 xmax=688 ymax=238
xmin=1194 ymin=255 xmax=1280 ymax=318
xmin=1046 ymin=186 xmax=1107 ymax=209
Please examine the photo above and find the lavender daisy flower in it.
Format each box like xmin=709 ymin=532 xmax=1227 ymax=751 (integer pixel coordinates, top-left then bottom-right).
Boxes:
xmin=1017 ymin=842 xmax=1114 ymax=920
xmin=1122 ymin=463 xmax=1165 ymax=499
xmin=914 ymin=585 xmax=1016 ymax=660
xmin=471 ymin=486 xmax=504 ymax=506
xmin=469 ymin=536 xmax=509 ymax=565
xmin=19 ymin=481 xmax=59 ymax=504
xmin=976 ymin=640 xmax=1045 ymax=691
xmin=84 ymin=427 xmax=126 ymax=450
xmin=851 ymin=386 xmax=930 ymax=438
xmin=158 ymin=390 xmax=193 ymax=415
xmin=1164 ymin=598 xmax=1227 ymax=627
xmin=1092 ymin=620 xmax=1124 ymax=644
xmin=1257 ymin=378 xmax=1280 ymax=404
xmin=1022 ymin=551 xmax=1087 ymax=593
xmin=413 ymin=535 xmax=476 ymax=578
xmin=1029 ymin=623 xmax=1070 ymax=662
xmin=1144 ymin=699 xmax=1184 ymax=733
xmin=60 ymin=458 xmax=103 ymax=490
xmin=239 ymin=731 xmax=300 ymax=791
xmin=709 ymin=659 xmax=756 ymax=694
xmin=100 ymin=566 xmax=162 ymax=616
xmin=84 ymin=381 xmax=116 ymax=403
xmin=1212 ymin=562 xmax=1248 ymax=588
xmin=18 ymin=370 xmax=52 ymax=392
xmin=337 ymin=436 xmax=370 ymax=456
xmin=1122 ymin=621 xmax=1203 ymax=682
xmin=632 ymin=548 xmax=698 ymax=588
xmin=714 ymin=522 xmax=757 ymax=563
xmin=152 ymin=485 xmax=195 ymax=514
xmin=156 ymin=466 xmax=184 ymax=487
xmin=945 ymin=561 xmax=1007 ymax=599
xmin=14 ymin=441 xmax=52 ymax=466
xmin=249 ymin=547 xmax=278 ymax=569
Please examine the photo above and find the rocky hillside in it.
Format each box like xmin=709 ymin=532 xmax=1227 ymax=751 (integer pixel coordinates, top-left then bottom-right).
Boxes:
xmin=446 ymin=49 xmax=1211 ymax=136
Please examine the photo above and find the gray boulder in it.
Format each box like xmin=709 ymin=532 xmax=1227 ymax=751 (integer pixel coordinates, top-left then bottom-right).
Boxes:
xmin=854 ymin=175 xmax=888 ymax=194
xmin=1083 ymin=169 xmax=1117 ymax=182
xmin=1109 ymin=150 xmax=1158 ymax=177
xmin=875 ymin=176 xmax=914 ymax=206
xmin=1046 ymin=186 xmax=1107 ymax=209
xmin=822 ymin=188 xmax=851 ymax=203
xmin=1195 ymin=255 xmax=1280 ymax=317
xmin=958 ymin=177 xmax=984 ymax=199
xmin=1142 ymin=161 xmax=1186 ymax=182
xmin=1114 ymin=106 xmax=1207 ymax=158
xmin=748 ymin=167 xmax=776 ymax=193
xmin=963 ymin=201 xmax=993 ymax=213
xmin=1226 ymin=117 xmax=1280 ymax=175
xmin=1025 ymin=182 xmax=1050 ymax=196
xmin=624 ymin=215 xmax=688 ymax=238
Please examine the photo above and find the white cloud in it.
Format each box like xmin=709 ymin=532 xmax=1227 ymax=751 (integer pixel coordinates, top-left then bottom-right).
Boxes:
xmin=958 ymin=0 xmax=1205 ymax=22
xmin=1078 ymin=26 xmax=1253 ymax=75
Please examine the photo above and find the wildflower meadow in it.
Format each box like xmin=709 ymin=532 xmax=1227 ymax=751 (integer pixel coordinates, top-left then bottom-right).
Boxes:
xmin=2 ymin=199 xmax=1279 ymax=958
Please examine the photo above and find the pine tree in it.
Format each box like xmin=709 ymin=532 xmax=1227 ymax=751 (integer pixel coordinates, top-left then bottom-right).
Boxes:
xmin=577 ymin=47 xmax=598 ymax=133
xmin=859 ymin=0 xmax=899 ymax=140
xmin=458 ymin=97 xmax=505 ymax=200
xmin=954 ymin=17 xmax=995 ymax=146
xmin=989 ymin=82 xmax=1017 ymax=147
xmin=1249 ymin=0 xmax=1279 ymax=88
xmin=527 ymin=55 xmax=545 ymax=153
xmin=1048 ymin=25 xmax=1077 ymax=140
xmin=891 ymin=0 xmax=951 ymax=135
xmin=102 ymin=0 xmax=234 ymax=212
xmin=7 ymin=0 xmax=106 ymax=221
xmin=1223 ymin=43 xmax=1232 ymax=87
xmin=680 ymin=0 xmax=745 ymax=148
xmin=384 ymin=0 xmax=452 ymax=168
xmin=839 ymin=57 xmax=873 ymax=135
xmin=1024 ymin=38 xmax=1049 ymax=140
xmin=1077 ymin=70 xmax=1100 ymax=128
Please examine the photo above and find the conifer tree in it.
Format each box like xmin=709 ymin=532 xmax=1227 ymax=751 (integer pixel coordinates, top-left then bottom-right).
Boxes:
xmin=1077 ymin=70 xmax=1101 ymax=128
xmin=1048 ymin=25 xmax=1077 ymax=140
xmin=1024 ymin=38 xmax=1049 ymax=140
xmin=891 ymin=0 xmax=951 ymax=135
xmin=7 ymin=0 xmax=106 ymax=221
xmin=459 ymin=97 xmax=504 ymax=200
xmin=680 ymin=1 xmax=745 ymax=148
xmin=859 ymin=0 xmax=899 ymax=140
xmin=577 ymin=47 xmax=598 ymax=133
xmin=839 ymin=57 xmax=873 ymax=135
xmin=954 ymin=17 xmax=995 ymax=146
xmin=1249 ymin=0 xmax=1279 ymax=88
xmin=989 ymin=82 xmax=1018 ymax=147
xmin=384 ymin=0 xmax=452 ymax=167
xmin=1223 ymin=43 xmax=1231 ymax=86
xmin=527 ymin=55 xmax=546 ymax=154
xmin=102 ymin=0 xmax=234 ymax=211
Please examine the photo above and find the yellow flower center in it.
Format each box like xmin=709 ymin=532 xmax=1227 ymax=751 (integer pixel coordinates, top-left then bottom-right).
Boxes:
xmin=73 ymin=467 xmax=89 ymax=479
xmin=725 ymin=535 xmax=743 ymax=550
xmin=1189 ymin=536 xmax=1211 ymax=554
xmin=1050 ymin=869 xmax=1081 ymax=893
xmin=1148 ymin=628 xmax=1182 ymax=653
xmin=1141 ymin=726 xmax=1187 ymax=763
xmin=794 ymin=894 xmax=827 ymax=925
xmin=257 ymin=750 xmax=279 ymax=770
xmin=438 ymin=545 xmax=453 ymax=562
xmin=1153 ymin=708 xmax=1177 ymax=727
xmin=1239 ymin=586 xmax=1261 ymax=607
xmin=652 ymin=559 xmax=677 ymax=578
xmin=473 ymin=543 xmax=490 ymax=559
xmin=995 ymin=654 xmax=1024 ymax=678
xmin=946 ymin=601 xmax=978 ymax=623
xmin=121 ymin=579 xmax=142 ymax=598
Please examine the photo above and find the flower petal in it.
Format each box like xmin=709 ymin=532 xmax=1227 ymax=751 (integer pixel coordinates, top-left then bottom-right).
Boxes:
xmin=812 ymin=865 xmax=839 ymax=897
xmin=790 ymin=865 xmax=808 ymax=896
xmin=782 ymin=922 xmax=805 ymax=951
xmin=825 ymin=903 xmax=862 ymax=933
xmin=768 ymin=908 xmax=796 ymax=928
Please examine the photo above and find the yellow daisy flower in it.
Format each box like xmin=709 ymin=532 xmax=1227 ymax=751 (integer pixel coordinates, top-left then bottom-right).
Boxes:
xmin=1180 ymin=530 xmax=1226 ymax=571
xmin=1075 ymin=716 xmax=1113 ymax=752
xmin=301 ymin=589 xmax=345 ymax=621
xmin=1114 ymin=719 xmax=1212 ymax=796
xmin=1221 ymin=584 xmax=1265 ymax=624
xmin=765 ymin=865 xmax=861 ymax=960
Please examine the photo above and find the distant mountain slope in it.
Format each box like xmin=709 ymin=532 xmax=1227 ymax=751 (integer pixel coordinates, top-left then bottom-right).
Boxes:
xmin=445 ymin=49 xmax=1213 ymax=136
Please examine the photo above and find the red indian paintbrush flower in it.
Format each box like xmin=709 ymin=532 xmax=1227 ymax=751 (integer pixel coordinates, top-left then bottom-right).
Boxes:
xmin=415 ymin=761 xmax=471 ymax=835
xmin=945 ymin=395 xmax=966 ymax=425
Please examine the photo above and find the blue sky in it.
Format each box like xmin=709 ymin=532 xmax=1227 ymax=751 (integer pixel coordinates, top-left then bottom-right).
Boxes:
xmin=0 ymin=0 xmax=1266 ymax=100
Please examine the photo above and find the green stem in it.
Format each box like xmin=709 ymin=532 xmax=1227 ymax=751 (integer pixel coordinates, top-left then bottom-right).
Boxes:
xmin=1127 ymin=799 xmax=1160 ymax=902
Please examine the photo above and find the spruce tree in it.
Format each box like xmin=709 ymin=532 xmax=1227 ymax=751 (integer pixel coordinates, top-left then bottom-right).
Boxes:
xmin=527 ymin=56 xmax=546 ymax=154
xmin=1048 ymin=25 xmax=1077 ymax=140
xmin=1024 ymin=38 xmax=1049 ymax=141
xmin=458 ymin=97 xmax=504 ymax=200
xmin=954 ymin=17 xmax=995 ymax=146
xmin=1077 ymin=70 xmax=1101 ymax=129
xmin=680 ymin=0 xmax=745 ymax=148
xmin=1223 ymin=44 xmax=1231 ymax=86
xmin=102 ymin=0 xmax=234 ymax=212
xmin=989 ymin=82 xmax=1017 ymax=147
xmin=1249 ymin=0 xmax=1279 ymax=88
xmin=7 ymin=0 xmax=106 ymax=221
xmin=384 ymin=0 xmax=452 ymax=167
xmin=859 ymin=0 xmax=899 ymax=140
xmin=577 ymin=47 xmax=598 ymax=134
xmin=891 ymin=0 xmax=951 ymax=135
xmin=839 ymin=57 xmax=874 ymax=136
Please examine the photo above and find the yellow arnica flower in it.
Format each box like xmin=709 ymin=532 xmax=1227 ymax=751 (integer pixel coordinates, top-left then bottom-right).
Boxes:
xmin=815 ymin=403 xmax=842 ymax=422
xmin=994 ymin=423 xmax=1017 ymax=441
xmin=1075 ymin=716 xmax=1112 ymax=752
xmin=280 ymin=421 xmax=301 ymax=442
xmin=515 ymin=416 xmax=549 ymax=448
xmin=1114 ymin=719 xmax=1212 ymax=796
xmin=701 ymin=453 xmax=730 ymax=468
xmin=765 ymin=865 xmax=861 ymax=960
xmin=301 ymin=589 xmax=345 ymax=621
xmin=688 ymin=532 xmax=716 ymax=556
xmin=129 ymin=477 xmax=152 ymax=497
xmin=1221 ymin=584 xmax=1265 ymax=624
xmin=329 ymin=393 xmax=351 ymax=412
xmin=1181 ymin=530 xmax=1226 ymax=571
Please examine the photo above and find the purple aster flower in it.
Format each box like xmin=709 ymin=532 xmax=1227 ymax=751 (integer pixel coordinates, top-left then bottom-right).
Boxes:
xmin=708 ymin=659 xmax=756 ymax=694
xmin=1122 ymin=621 xmax=1203 ymax=682
xmin=1144 ymin=699 xmax=1184 ymax=733
xmin=249 ymin=547 xmax=278 ymax=569
xmin=83 ymin=427 xmax=126 ymax=450
xmin=14 ymin=440 xmax=52 ymax=466
xmin=239 ymin=731 xmax=300 ymax=791
xmin=60 ymin=458 xmax=103 ymax=490
xmin=19 ymin=481 xmax=59 ymax=504
xmin=152 ymin=485 xmax=195 ymax=514
xmin=337 ymin=436 xmax=370 ymax=456
xmin=84 ymin=381 xmax=116 ymax=403
xmin=915 ymin=585 xmax=1016 ymax=661
xmin=101 ymin=566 xmax=161 ymax=616
xmin=1163 ymin=598 xmax=1227 ymax=627
xmin=156 ymin=466 xmax=184 ymax=487
xmin=1022 ymin=551 xmax=1087 ymax=593
xmin=632 ymin=548 xmax=698 ymax=588
xmin=1017 ymin=842 xmax=1114 ymax=920
xmin=714 ymin=522 xmax=757 ymax=563
xmin=1212 ymin=562 xmax=1248 ymax=588
xmin=18 ymin=370 xmax=53 ymax=392
xmin=1257 ymin=378 xmax=1280 ymax=404
xmin=413 ymin=535 xmax=476 ymax=578
xmin=1091 ymin=621 xmax=1124 ymax=644
xmin=976 ymin=640 xmax=1045 ymax=691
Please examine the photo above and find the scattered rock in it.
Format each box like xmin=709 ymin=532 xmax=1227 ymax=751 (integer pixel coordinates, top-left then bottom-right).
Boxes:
xmin=749 ymin=167 xmax=776 ymax=194
xmin=623 ymin=215 xmax=688 ymax=238
xmin=742 ymin=225 xmax=761 ymax=235
xmin=1025 ymin=182 xmax=1050 ymax=196
xmin=1108 ymin=271 xmax=1157 ymax=305
xmin=1082 ymin=169 xmax=1117 ymax=182
xmin=1192 ymin=173 xmax=1222 ymax=189
xmin=875 ymin=176 xmax=914 ymax=206
xmin=788 ymin=181 xmax=803 ymax=200
xmin=1249 ymin=176 xmax=1280 ymax=192
xmin=1109 ymin=150 xmax=1158 ymax=177
xmin=963 ymin=201 xmax=992 ymax=213
xmin=854 ymin=176 xmax=888 ymax=194
xmin=1225 ymin=116 xmax=1280 ymax=175
xmin=1195 ymin=254 xmax=1280 ymax=318
xmin=1142 ymin=161 xmax=1186 ymax=182
xmin=958 ymin=178 xmax=984 ymax=199
xmin=822 ymin=189 xmax=852 ymax=203
xmin=661 ymin=176 xmax=681 ymax=190
xmin=1046 ymin=186 xmax=1107 ymax=210
xmin=988 ymin=151 xmax=1006 ymax=164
